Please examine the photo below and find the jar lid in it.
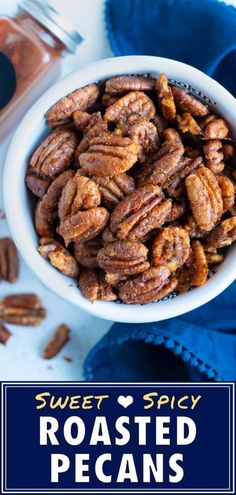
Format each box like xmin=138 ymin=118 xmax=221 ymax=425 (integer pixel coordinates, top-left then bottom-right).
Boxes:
xmin=20 ymin=0 xmax=84 ymax=53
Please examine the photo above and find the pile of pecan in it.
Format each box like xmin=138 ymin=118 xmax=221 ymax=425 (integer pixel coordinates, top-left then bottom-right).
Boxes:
xmin=25 ymin=73 xmax=236 ymax=304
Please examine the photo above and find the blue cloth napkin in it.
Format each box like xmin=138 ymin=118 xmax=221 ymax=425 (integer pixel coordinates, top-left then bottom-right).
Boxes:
xmin=84 ymin=0 xmax=236 ymax=382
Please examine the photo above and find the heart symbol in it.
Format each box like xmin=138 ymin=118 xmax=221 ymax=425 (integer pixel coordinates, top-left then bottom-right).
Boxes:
xmin=117 ymin=395 xmax=134 ymax=408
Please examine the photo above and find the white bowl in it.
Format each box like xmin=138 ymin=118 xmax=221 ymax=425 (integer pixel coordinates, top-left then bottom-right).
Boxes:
xmin=4 ymin=56 xmax=236 ymax=323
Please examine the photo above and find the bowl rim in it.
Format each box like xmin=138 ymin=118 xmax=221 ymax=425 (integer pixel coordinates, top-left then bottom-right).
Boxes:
xmin=3 ymin=55 xmax=236 ymax=323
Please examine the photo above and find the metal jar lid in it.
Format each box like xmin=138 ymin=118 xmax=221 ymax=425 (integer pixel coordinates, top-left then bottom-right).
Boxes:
xmin=20 ymin=0 xmax=84 ymax=53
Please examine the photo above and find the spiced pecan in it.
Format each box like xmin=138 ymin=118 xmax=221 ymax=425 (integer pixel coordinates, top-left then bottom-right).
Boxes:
xmin=206 ymin=217 xmax=236 ymax=248
xmin=104 ymin=91 xmax=156 ymax=132
xmin=79 ymin=268 xmax=117 ymax=302
xmin=119 ymin=266 xmax=177 ymax=304
xmin=58 ymin=174 xmax=101 ymax=221
xmin=204 ymin=249 xmax=224 ymax=265
xmin=29 ymin=128 xmax=78 ymax=178
xmin=104 ymin=272 xmax=127 ymax=287
xmin=203 ymin=140 xmax=224 ymax=174
xmin=164 ymin=155 xmax=203 ymax=198
xmin=102 ymin=94 xmax=120 ymax=107
xmin=38 ymin=238 xmax=79 ymax=277
xmin=58 ymin=207 xmax=109 ymax=245
xmin=75 ymin=120 xmax=108 ymax=158
xmin=0 ymin=294 xmax=46 ymax=326
xmin=177 ymin=241 xmax=208 ymax=292
xmin=177 ymin=112 xmax=201 ymax=135
xmin=46 ymin=84 xmax=99 ymax=125
xmin=129 ymin=121 xmax=160 ymax=162
xmin=223 ymin=143 xmax=234 ymax=161
xmin=172 ymin=86 xmax=209 ymax=116
xmin=152 ymin=227 xmax=190 ymax=272
xmin=25 ymin=168 xmax=51 ymax=198
xmin=0 ymin=238 xmax=19 ymax=283
xmin=166 ymin=202 xmax=186 ymax=223
xmin=204 ymin=117 xmax=229 ymax=140
xmin=79 ymin=134 xmax=139 ymax=177
xmin=152 ymin=113 xmax=168 ymax=135
xmin=105 ymin=75 xmax=155 ymax=95
xmin=97 ymin=240 xmax=149 ymax=275
xmin=156 ymin=73 xmax=176 ymax=121
xmin=184 ymin=215 xmax=208 ymax=239
xmin=217 ymin=176 xmax=235 ymax=212
xmin=102 ymin=227 xmax=117 ymax=244
xmin=73 ymin=110 xmax=102 ymax=132
xmin=44 ymin=324 xmax=70 ymax=359
xmin=74 ymin=237 xmax=102 ymax=268
xmin=185 ymin=166 xmax=223 ymax=230
xmin=0 ymin=322 xmax=11 ymax=344
xmin=110 ymin=183 xmax=171 ymax=241
xmin=90 ymin=173 xmax=135 ymax=209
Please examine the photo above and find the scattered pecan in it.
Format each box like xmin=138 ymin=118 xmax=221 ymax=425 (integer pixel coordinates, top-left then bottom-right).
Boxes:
xmin=46 ymin=84 xmax=99 ymax=126
xmin=172 ymin=86 xmax=209 ymax=116
xmin=185 ymin=166 xmax=223 ymax=230
xmin=0 ymin=321 xmax=11 ymax=344
xmin=25 ymin=168 xmax=51 ymax=198
xmin=79 ymin=268 xmax=117 ymax=302
xmin=58 ymin=174 xmax=101 ymax=221
xmin=38 ymin=238 xmax=79 ymax=277
xmin=79 ymin=134 xmax=139 ymax=177
xmin=152 ymin=227 xmax=190 ymax=272
xmin=97 ymin=240 xmax=149 ymax=275
xmin=129 ymin=121 xmax=160 ymax=162
xmin=119 ymin=266 xmax=177 ymax=304
xmin=90 ymin=173 xmax=135 ymax=209
xmin=29 ymin=128 xmax=78 ymax=178
xmin=0 ymin=238 xmax=19 ymax=283
xmin=74 ymin=237 xmax=102 ymax=268
xmin=104 ymin=91 xmax=156 ymax=132
xmin=156 ymin=73 xmax=176 ymax=121
xmin=204 ymin=117 xmax=229 ymax=140
xmin=105 ymin=75 xmax=155 ymax=95
xmin=177 ymin=241 xmax=208 ymax=292
xmin=0 ymin=294 xmax=46 ymax=326
xmin=177 ymin=112 xmax=201 ymax=135
xmin=58 ymin=207 xmax=109 ymax=245
xmin=44 ymin=324 xmax=70 ymax=359
xmin=206 ymin=217 xmax=236 ymax=248
xmin=203 ymin=140 xmax=224 ymax=174
xmin=217 ymin=176 xmax=235 ymax=212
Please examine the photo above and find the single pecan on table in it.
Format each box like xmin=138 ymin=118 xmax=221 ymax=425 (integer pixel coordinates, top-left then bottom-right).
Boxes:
xmin=0 ymin=294 xmax=46 ymax=326
xmin=0 ymin=238 xmax=19 ymax=283
xmin=0 ymin=321 xmax=11 ymax=344
xmin=44 ymin=324 xmax=70 ymax=359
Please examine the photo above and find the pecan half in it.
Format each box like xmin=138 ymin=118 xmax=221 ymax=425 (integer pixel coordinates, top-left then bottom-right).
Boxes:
xmin=0 ymin=294 xmax=46 ymax=326
xmin=217 ymin=176 xmax=235 ymax=212
xmin=206 ymin=217 xmax=236 ymax=248
xmin=204 ymin=249 xmax=223 ymax=265
xmin=185 ymin=166 xmax=223 ymax=230
xmin=29 ymin=128 xmax=78 ymax=178
xmin=204 ymin=117 xmax=229 ymax=140
xmin=46 ymin=84 xmax=99 ymax=126
xmin=73 ymin=110 xmax=102 ymax=132
xmin=102 ymin=227 xmax=117 ymax=244
xmin=79 ymin=134 xmax=139 ymax=177
xmin=44 ymin=324 xmax=70 ymax=359
xmin=105 ymin=75 xmax=155 ymax=95
xmin=177 ymin=112 xmax=201 ymax=135
xmin=172 ymin=86 xmax=209 ymax=116
xmin=164 ymin=155 xmax=203 ymax=198
xmin=74 ymin=237 xmax=102 ymax=268
xmin=104 ymin=91 xmax=155 ymax=132
xmin=156 ymin=73 xmax=176 ymax=121
xmin=0 ymin=238 xmax=19 ymax=283
xmin=0 ymin=322 xmax=11 ymax=344
xmin=75 ymin=119 xmax=108 ymax=158
xmin=166 ymin=202 xmax=186 ymax=223
xmin=25 ymin=168 xmax=51 ymax=198
xmin=110 ymin=183 xmax=171 ymax=241
xmin=184 ymin=215 xmax=208 ymax=239
xmin=152 ymin=227 xmax=190 ymax=272
xmin=177 ymin=241 xmax=208 ymax=292
xmin=38 ymin=239 xmax=79 ymax=278
xmin=203 ymin=140 xmax=224 ymax=174
xmin=58 ymin=174 xmax=101 ymax=221
xmin=97 ymin=240 xmax=149 ymax=275
xmin=58 ymin=207 xmax=109 ymax=245
xmin=90 ymin=173 xmax=135 ymax=209
xmin=119 ymin=266 xmax=177 ymax=304
xmin=129 ymin=121 xmax=160 ymax=162
xmin=79 ymin=268 xmax=117 ymax=302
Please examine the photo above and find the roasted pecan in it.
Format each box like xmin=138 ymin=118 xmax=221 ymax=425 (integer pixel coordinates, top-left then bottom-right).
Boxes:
xmin=105 ymin=75 xmax=155 ymax=95
xmin=25 ymin=168 xmax=51 ymax=198
xmin=204 ymin=117 xmax=229 ymax=140
xmin=102 ymin=227 xmax=117 ymax=244
xmin=152 ymin=227 xmax=190 ymax=272
xmin=164 ymin=155 xmax=203 ymax=198
xmin=184 ymin=215 xmax=208 ymax=239
xmin=152 ymin=113 xmax=168 ymax=135
xmin=203 ymin=140 xmax=224 ymax=174
xmin=110 ymin=183 xmax=171 ymax=241
xmin=119 ymin=266 xmax=177 ymax=304
xmin=0 ymin=294 xmax=46 ymax=326
xmin=104 ymin=91 xmax=155 ymax=132
xmin=129 ymin=121 xmax=160 ymax=162
xmin=79 ymin=134 xmax=139 ymax=177
xmin=74 ymin=237 xmax=102 ymax=268
xmin=29 ymin=128 xmax=78 ymax=178
xmin=58 ymin=207 xmax=109 ymax=245
xmin=38 ymin=238 xmax=79 ymax=277
xmin=58 ymin=174 xmax=101 ymax=222
xmin=0 ymin=322 xmax=11 ymax=344
xmin=172 ymin=86 xmax=209 ymax=116
xmin=44 ymin=324 xmax=70 ymax=359
xmin=223 ymin=143 xmax=234 ymax=161
xmin=75 ymin=120 xmax=108 ymax=158
xmin=206 ymin=217 xmax=236 ymax=248
xmin=35 ymin=169 xmax=75 ymax=236
xmin=177 ymin=112 xmax=201 ymax=135
xmin=97 ymin=240 xmax=149 ymax=275
xmin=73 ymin=110 xmax=102 ymax=132
xmin=185 ymin=166 xmax=223 ymax=230
xmin=217 ymin=176 xmax=235 ymax=212
xmin=90 ymin=173 xmax=135 ymax=209
xmin=104 ymin=272 xmax=127 ymax=287
xmin=79 ymin=268 xmax=117 ymax=302
xmin=156 ymin=73 xmax=176 ymax=121
xmin=166 ymin=202 xmax=186 ymax=223
xmin=204 ymin=248 xmax=223 ymax=265
xmin=46 ymin=84 xmax=99 ymax=125
xmin=177 ymin=241 xmax=208 ymax=292
xmin=0 ymin=238 xmax=19 ymax=283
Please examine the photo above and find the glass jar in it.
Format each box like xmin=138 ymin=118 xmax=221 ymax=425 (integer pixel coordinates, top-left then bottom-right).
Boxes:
xmin=0 ymin=0 xmax=83 ymax=125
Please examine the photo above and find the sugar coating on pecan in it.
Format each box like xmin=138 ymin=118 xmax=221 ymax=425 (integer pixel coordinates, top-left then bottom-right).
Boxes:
xmin=203 ymin=140 xmax=224 ymax=174
xmin=104 ymin=91 xmax=156 ymax=132
xmin=204 ymin=117 xmax=229 ymax=140
xmin=177 ymin=241 xmax=208 ymax=292
xmin=73 ymin=110 xmax=102 ymax=132
xmin=164 ymin=156 xmax=203 ymax=199
xmin=156 ymin=73 xmax=176 ymax=121
xmin=185 ymin=166 xmax=223 ymax=231
xmin=172 ymin=86 xmax=209 ymax=116
xmin=58 ymin=207 xmax=109 ymax=245
xmin=76 ymin=120 xmax=108 ymax=158
xmin=223 ymin=143 xmax=234 ymax=161
xmin=105 ymin=75 xmax=155 ymax=95
xmin=217 ymin=176 xmax=235 ymax=212
xmin=58 ymin=174 xmax=101 ymax=221
xmin=0 ymin=238 xmax=19 ymax=283
xmin=79 ymin=268 xmax=117 ymax=302
xmin=129 ymin=121 xmax=160 ymax=162
xmin=38 ymin=239 xmax=79 ymax=278
xmin=46 ymin=84 xmax=99 ymax=126
xmin=177 ymin=112 xmax=201 ymax=135
xmin=119 ymin=266 xmax=177 ymax=304
xmin=206 ymin=217 xmax=236 ymax=248
xmin=29 ymin=128 xmax=78 ymax=178
xmin=90 ymin=173 xmax=135 ymax=209
xmin=97 ymin=240 xmax=149 ymax=275
xmin=152 ymin=227 xmax=190 ymax=272
xmin=184 ymin=215 xmax=208 ymax=239
xmin=74 ymin=237 xmax=102 ymax=268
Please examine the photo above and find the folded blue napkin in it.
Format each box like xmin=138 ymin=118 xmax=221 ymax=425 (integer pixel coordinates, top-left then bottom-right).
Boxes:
xmin=84 ymin=0 xmax=236 ymax=381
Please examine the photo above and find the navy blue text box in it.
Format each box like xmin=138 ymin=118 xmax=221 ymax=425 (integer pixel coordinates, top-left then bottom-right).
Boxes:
xmin=0 ymin=382 xmax=235 ymax=494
